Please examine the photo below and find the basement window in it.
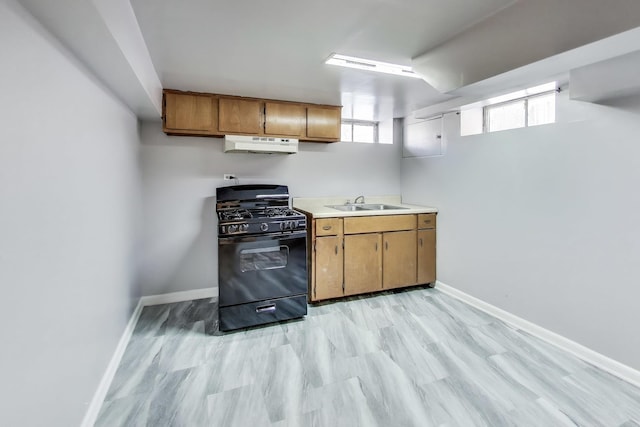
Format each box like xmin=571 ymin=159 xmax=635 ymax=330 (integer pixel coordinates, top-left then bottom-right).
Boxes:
xmin=341 ymin=119 xmax=379 ymax=143
xmin=460 ymin=82 xmax=557 ymax=136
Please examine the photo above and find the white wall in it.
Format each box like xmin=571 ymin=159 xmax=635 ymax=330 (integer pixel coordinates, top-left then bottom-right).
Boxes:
xmin=0 ymin=1 xmax=141 ymax=425
xmin=402 ymin=90 xmax=640 ymax=371
xmin=137 ymin=121 xmax=402 ymax=296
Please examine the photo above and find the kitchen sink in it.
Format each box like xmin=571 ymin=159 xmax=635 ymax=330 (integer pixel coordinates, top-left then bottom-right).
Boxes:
xmin=326 ymin=203 xmax=408 ymax=211
xmin=325 ymin=204 xmax=369 ymax=211
xmin=360 ymin=204 xmax=408 ymax=210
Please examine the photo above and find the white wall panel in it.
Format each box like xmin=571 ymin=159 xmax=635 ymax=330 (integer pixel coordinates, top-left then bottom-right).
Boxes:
xmin=137 ymin=123 xmax=402 ymax=296
xmin=401 ymin=91 xmax=640 ymax=371
xmin=0 ymin=2 xmax=141 ymax=425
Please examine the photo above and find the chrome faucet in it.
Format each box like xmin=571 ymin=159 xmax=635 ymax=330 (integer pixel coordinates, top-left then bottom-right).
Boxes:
xmin=353 ymin=195 xmax=365 ymax=204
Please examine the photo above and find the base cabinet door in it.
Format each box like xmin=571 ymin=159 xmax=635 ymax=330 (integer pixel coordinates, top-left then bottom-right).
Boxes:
xmin=417 ymin=229 xmax=436 ymax=284
xmin=344 ymin=233 xmax=382 ymax=296
xmin=383 ymin=230 xmax=417 ymax=289
xmin=315 ymin=236 xmax=344 ymax=300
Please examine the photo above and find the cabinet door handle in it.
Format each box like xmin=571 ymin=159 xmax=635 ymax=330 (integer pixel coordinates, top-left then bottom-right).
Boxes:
xmin=335 ymin=245 xmax=338 ymax=255
xmin=419 ymin=238 xmax=423 ymax=247
xmin=322 ymin=225 xmax=332 ymax=231
xmin=385 ymin=241 xmax=388 ymax=250
xmin=375 ymin=242 xmax=378 ymax=251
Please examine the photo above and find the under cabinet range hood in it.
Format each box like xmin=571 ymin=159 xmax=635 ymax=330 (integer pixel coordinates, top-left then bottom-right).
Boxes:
xmin=223 ymin=135 xmax=298 ymax=154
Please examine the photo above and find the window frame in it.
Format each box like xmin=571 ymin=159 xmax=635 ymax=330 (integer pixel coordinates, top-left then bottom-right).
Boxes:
xmin=340 ymin=119 xmax=379 ymax=143
xmin=483 ymin=89 xmax=556 ymax=133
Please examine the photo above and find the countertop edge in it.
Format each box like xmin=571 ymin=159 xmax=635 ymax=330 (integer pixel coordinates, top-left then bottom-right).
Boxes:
xmin=293 ymin=196 xmax=438 ymax=218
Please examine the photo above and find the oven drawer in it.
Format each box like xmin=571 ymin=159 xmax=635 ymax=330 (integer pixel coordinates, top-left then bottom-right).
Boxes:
xmin=219 ymin=294 xmax=307 ymax=331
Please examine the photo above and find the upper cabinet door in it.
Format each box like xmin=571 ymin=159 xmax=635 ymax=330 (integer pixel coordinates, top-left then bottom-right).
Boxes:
xmin=164 ymin=92 xmax=215 ymax=132
xmin=264 ymin=102 xmax=305 ymax=137
xmin=306 ymin=106 xmax=341 ymax=141
xmin=218 ymin=97 xmax=262 ymax=134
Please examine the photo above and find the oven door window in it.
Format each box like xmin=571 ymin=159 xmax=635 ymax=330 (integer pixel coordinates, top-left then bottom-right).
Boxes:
xmin=239 ymin=245 xmax=289 ymax=272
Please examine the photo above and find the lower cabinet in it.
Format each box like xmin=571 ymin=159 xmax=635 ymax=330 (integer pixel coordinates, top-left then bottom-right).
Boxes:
xmin=344 ymin=233 xmax=382 ymax=296
xmin=307 ymin=213 xmax=436 ymax=302
xmin=314 ymin=235 xmax=343 ymax=300
xmin=417 ymin=229 xmax=436 ymax=284
xmin=383 ymin=230 xmax=417 ymax=289
xmin=417 ymin=213 xmax=437 ymax=285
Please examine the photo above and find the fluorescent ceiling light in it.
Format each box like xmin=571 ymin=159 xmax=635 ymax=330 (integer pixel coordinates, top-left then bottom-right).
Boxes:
xmin=325 ymin=53 xmax=421 ymax=78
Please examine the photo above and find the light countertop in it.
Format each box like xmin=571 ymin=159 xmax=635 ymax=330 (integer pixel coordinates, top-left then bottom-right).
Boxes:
xmin=293 ymin=195 xmax=438 ymax=218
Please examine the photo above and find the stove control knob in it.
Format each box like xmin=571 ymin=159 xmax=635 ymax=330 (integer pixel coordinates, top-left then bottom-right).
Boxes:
xmin=260 ymin=223 xmax=268 ymax=232
xmin=221 ymin=225 xmax=226 ymax=234
xmin=280 ymin=222 xmax=285 ymax=231
xmin=291 ymin=220 xmax=298 ymax=229
xmin=228 ymin=224 xmax=238 ymax=233
xmin=240 ymin=224 xmax=249 ymax=232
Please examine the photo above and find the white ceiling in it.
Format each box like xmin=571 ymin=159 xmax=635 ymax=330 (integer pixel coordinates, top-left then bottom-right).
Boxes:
xmin=17 ymin=0 xmax=640 ymax=121
xmin=129 ymin=0 xmax=517 ymax=119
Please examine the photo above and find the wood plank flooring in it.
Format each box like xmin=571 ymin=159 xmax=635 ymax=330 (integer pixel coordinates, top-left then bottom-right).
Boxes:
xmin=96 ymin=287 xmax=640 ymax=426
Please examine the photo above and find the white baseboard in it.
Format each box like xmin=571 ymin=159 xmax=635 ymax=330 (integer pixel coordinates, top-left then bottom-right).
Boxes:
xmin=80 ymin=299 xmax=145 ymax=427
xmin=435 ymin=280 xmax=640 ymax=389
xmin=140 ymin=287 xmax=217 ymax=306
xmin=80 ymin=287 xmax=217 ymax=426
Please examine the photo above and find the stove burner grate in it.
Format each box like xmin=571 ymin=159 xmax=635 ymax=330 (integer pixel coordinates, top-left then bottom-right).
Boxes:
xmin=219 ymin=209 xmax=252 ymax=221
xmin=263 ymin=207 xmax=300 ymax=218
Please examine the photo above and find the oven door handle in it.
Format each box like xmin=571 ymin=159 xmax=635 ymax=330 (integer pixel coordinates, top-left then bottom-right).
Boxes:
xmin=218 ymin=230 xmax=307 ymax=244
xmin=256 ymin=194 xmax=290 ymax=199
xmin=256 ymin=303 xmax=276 ymax=314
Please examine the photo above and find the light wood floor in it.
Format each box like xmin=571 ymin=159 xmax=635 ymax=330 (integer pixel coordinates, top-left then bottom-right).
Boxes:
xmin=96 ymin=286 xmax=640 ymax=426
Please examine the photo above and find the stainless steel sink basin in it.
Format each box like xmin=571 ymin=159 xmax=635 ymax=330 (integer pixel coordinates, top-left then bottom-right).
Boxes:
xmin=325 ymin=204 xmax=368 ymax=211
xmin=325 ymin=203 xmax=408 ymax=212
xmin=360 ymin=204 xmax=408 ymax=210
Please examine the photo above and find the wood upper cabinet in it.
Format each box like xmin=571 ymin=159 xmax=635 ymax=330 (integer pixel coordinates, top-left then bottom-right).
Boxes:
xmin=306 ymin=106 xmax=341 ymax=141
xmin=344 ymin=233 xmax=382 ymax=296
xmin=163 ymin=89 xmax=341 ymax=142
xmin=265 ymin=102 xmax=305 ymax=137
xmin=383 ymin=230 xmax=417 ymax=289
xmin=218 ymin=97 xmax=262 ymax=134
xmin=164 ymin=92 xmax=216 ymax=133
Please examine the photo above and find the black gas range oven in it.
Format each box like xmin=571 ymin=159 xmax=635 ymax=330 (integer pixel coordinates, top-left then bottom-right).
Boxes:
xmin=216 ymin=184 xmax=308 ymax=331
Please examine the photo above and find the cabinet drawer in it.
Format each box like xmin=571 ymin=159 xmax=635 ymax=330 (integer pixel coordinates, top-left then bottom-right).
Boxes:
xmin=344 ymin=215 xmax=416 ymax=234
xmin=418 ymin=213 xmax=436 ymax=229
xmin=316 ymin=218 xmax=343 ymax=236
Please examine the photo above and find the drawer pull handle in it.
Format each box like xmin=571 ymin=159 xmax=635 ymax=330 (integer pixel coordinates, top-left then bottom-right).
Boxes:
xmin=424 ymin=220 xmax=431 ymax=224
xmin=256 ymin=303 xmax=276 ymax=314
xmin=322 ymin=225 xmax=332 ymax=230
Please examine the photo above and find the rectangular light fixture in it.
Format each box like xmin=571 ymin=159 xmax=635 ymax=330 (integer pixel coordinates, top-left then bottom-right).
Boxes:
xmin=325 ymin=53 xmax=421 ymax=78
